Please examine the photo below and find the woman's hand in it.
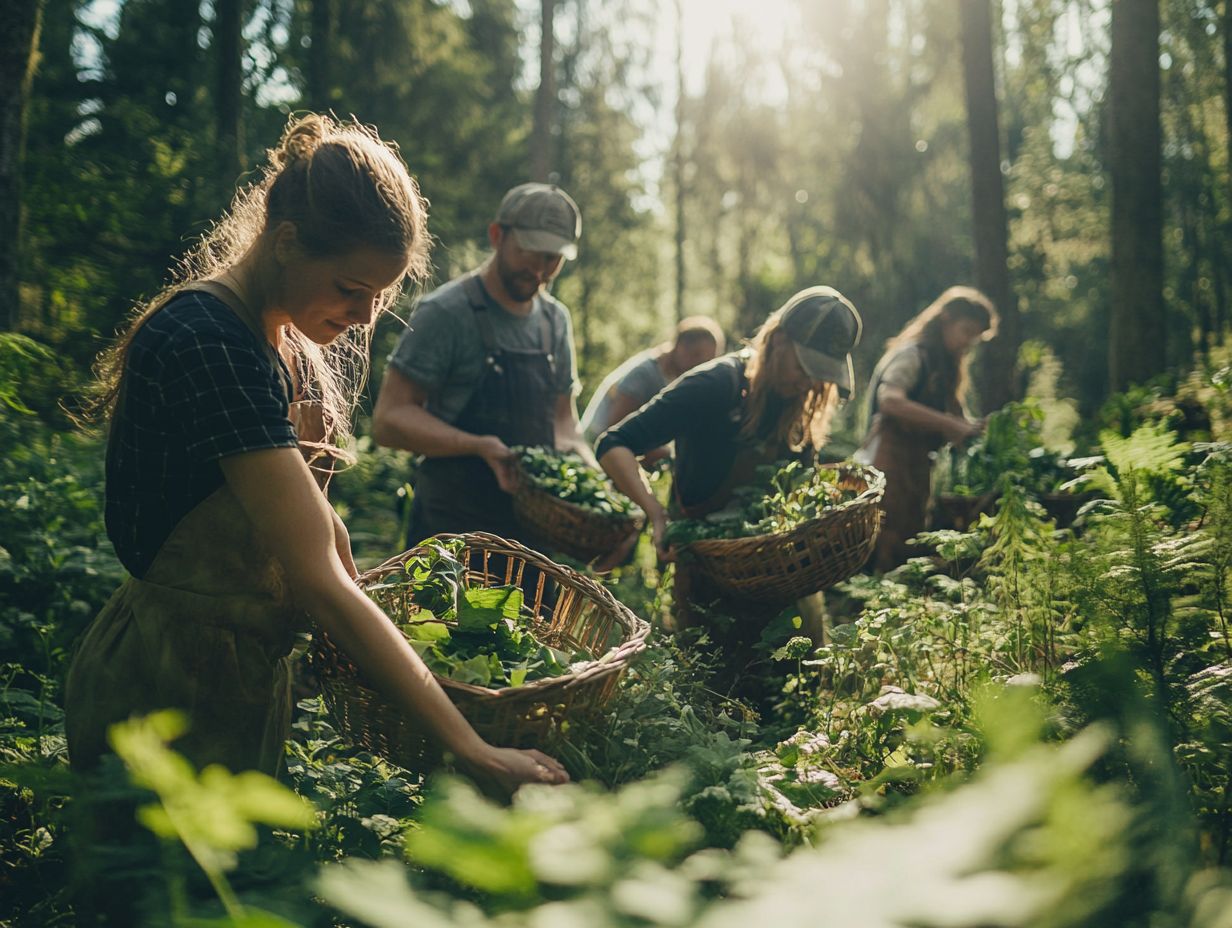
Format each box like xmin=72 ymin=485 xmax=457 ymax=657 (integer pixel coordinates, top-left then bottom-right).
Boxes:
xmin=475 ymin=435 xmax=518 ymax=493
xmin=459 ymin=745 xmax=570 ymax=796
xmin=650 ymin=506 xmax=676 ymax=563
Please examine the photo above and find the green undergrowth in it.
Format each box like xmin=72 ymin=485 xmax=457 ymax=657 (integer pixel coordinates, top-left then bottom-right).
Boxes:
xmin=3 ymin=347 xmax=1232 ymax=924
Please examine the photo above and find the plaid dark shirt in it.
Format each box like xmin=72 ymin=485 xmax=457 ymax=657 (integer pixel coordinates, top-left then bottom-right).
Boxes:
xmin=105 ymin=290 xmax=299 ymax=577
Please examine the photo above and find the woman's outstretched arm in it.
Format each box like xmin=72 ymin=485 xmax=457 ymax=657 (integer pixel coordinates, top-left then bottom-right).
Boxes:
xmin=220 ymin=447 xmax=568 ymax=792
xmin=877 ymin=385 xmax=981 ymax=445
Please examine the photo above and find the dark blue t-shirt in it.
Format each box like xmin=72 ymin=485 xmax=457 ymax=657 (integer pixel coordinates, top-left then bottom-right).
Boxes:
xmin=596 ymin=352 xmax=786 ymax=510
xmin=105 ymin=290 xmax=299 ymax=577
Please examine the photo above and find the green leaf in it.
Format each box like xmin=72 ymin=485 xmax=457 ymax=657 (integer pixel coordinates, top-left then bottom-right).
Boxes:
xmin=317 ymin=859 xmax=461 ymax=928
xmin=402 ymin=620 xmax=451 ymax=644
xmin=458 ymin=586 xmax=524 ymax=632
xmin=451 ymin=654 xmax=494 ymax=686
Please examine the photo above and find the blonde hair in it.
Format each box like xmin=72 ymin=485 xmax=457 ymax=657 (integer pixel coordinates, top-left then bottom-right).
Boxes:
xmin=886 ymin=285 xmax=997 ymax=415
xmin=85 ymin=113 xmax=431 ymax=460
xmin=740 ymin=305 xmax=839 ymax=452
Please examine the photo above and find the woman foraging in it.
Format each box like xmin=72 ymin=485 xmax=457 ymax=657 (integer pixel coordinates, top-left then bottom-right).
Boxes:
xmin=855 ymin=286 xmax=997 ymax=572
xmin=597 ymin=287 xmax=862 ymax=634
xmin=65 ymin=114 xmax=567 ymax=791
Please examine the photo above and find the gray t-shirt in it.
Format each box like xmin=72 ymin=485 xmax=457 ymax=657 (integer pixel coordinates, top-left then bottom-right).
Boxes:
xmin=855 ymin=344 xmax=926 ymax=465
xmin=387 ymin=274 xmax=579 ymax=425
xmin=580 ymin=350 xmax=668 ymax=442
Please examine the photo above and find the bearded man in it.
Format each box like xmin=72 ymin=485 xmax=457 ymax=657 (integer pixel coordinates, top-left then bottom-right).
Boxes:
xmin=373 ymin=183 xmax=593 ymax=542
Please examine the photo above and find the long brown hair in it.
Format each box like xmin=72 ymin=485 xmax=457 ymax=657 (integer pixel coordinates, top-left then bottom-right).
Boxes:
xmin=84 ymin=113 xmax=431 ymax=450
xmin=740 ymin=305 xmax=840 ymax=452
xmin=886 ymin=286 xmax=997 ymax=413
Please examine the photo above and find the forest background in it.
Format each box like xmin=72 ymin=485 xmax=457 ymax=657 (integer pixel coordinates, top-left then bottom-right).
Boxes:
xmin=3 ymin=0 xmax=1222 ymax=430
xmin=7 ymin=2 xmax=1232 ymax=925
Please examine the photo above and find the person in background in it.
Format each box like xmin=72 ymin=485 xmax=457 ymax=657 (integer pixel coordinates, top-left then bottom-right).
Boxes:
xmin=581 ymin=316 xmax=726 ymax=462
xmin=372 ymin=183 xmax=595 ymax=544
xmin=597 ymin=287 xmax=862 ymax=636
xmin=65 ymin=114 xmax=568 ymax=794
xmin=855 ymin=286 xmax=998 ymax=572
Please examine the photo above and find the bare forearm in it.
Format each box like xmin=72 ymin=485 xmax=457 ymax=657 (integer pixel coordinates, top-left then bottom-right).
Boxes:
xmin=554 ymin=395 xmax=599 ymax=468
xmin=600 ymin=446 xmax=663 ymax=521
xmin=306 ymin=573 xmax=485 ymax=762
xmin=373 ymin=403 xmax=485 ymax=458
xmin=880 ymin=394 xmax=966 ymax=437
xmin=223 ymin=450 xmax=486 ymax=761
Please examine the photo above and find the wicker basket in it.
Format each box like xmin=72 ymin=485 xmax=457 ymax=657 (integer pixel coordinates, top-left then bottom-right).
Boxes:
xmin=512 ymin=470 xmax=645 ymax=563
xmin=311 ymin=532 xmax=650 ymax=771
xmin=681 ymin=463 xmax=885 ymax=607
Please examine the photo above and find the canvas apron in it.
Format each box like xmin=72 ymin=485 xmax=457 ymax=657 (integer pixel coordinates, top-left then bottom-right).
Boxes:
xmin=65 ymin=282 xmax=306 ymax=776
xmin=861 ymin=347 xmax=950 ymax=572
xmin=409 ymin=274 xmax=557 ymax=543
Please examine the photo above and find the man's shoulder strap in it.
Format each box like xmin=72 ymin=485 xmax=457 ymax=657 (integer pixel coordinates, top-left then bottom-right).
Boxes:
xmin=461 ymin=273 xmax=499 ymax=355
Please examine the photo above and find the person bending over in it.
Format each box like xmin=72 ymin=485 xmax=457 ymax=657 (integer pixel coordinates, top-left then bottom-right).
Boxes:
xmin=855 ymin=286 xmax=997 ymax=572
xmin=597 ymin=287 xmax=861 ymax=635
xmin=67 ymin=114 xmax=567 ymax=792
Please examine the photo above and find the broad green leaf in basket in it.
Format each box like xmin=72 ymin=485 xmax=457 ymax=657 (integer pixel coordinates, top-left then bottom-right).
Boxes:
xmin=450 ymin=653 xmax=502 ymax=686
xmin=399 ymin=618 xmax=451 ymax=644
xmin=458 ymin=586 xmax=525 ymax=632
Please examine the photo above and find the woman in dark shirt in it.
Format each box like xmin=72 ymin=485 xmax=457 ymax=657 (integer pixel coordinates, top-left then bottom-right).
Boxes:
xmin=856 ymin=286 xmax=997 ymax=571
xmin=597 ymin=287 xmax=862 ymax=628
xmin=65 ymin=114 xmax=566 ymax=792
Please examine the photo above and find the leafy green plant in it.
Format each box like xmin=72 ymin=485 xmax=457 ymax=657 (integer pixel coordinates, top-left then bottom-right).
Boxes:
xmin=514 ymin=446 xmax=638 ymax=517
xmin=367 ymin=538 xmax=576 ymax=688
xmin=665 ymin=460 xmax=866 ymax=545
xmin=949 ymin=401 xmax=1093 ymax=498
xmin=108 ymin=711 xmax=317 ymax=926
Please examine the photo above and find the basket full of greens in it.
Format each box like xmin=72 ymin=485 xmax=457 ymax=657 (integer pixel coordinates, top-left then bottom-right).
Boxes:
xmin=939 ymin=402 xmax=1098 ymax=529
xmin=511 ymin=445 xmax=645 ymax=562
xmin=665 ymin=461 xmax=885 ymax=605
xmin=310 ymin=534 xmax=650 ymax=771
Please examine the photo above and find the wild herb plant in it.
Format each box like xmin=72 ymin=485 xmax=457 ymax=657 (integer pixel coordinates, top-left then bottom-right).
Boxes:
xmin=107 ymin=711 xmax=317 ymax=925
xmin=664 ymin=460 xmax=867 ymax=545
xmin=514 ymin=445 xmax=638 ymax=517
xmin=977 ymin=481 xmax=1073 ymax=678
xmin=366 ymin=538 xmax=576 ymax=688
xmin=949 ymin=400 xmax=1085 ymax=498
xmin=1067 ymin=423 xmax=1200 ymax=707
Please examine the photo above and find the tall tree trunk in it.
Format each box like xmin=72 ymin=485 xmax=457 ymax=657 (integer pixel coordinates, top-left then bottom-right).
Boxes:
xmin=214 ymin=0 xmax=245 ymax=186
xmin=960 ymin=0 xmax=1018 ymax=412
xmin=1222 ymin=0 xmax=1232 ymax=344
xmin=1108 ymin=0 xmax=1164 ymax=393
xmin=672 ymin=0 xmax=686 ymax=322
xmin=0 ymin=0 xmax=43 ymax=331
xmin=531 ymin=0 xmax=557 ymax=182
xmin=307 ymin=0 xmax=334 ymax=112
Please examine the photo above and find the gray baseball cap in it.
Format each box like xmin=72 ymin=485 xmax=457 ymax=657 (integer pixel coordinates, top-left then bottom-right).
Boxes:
xmin=495 ymin=183 xmax=581 ymax=260
xmin=778 ymin=286 xmax=863 ymax=399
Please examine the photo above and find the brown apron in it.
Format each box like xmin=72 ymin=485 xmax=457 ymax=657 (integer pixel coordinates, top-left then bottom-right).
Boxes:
xmin=863 ymin=416 xmax=943 ymax=572
xmin=859 ymin=341 xmax=959 ymax=572
xmin=671 ymin=437 xmax=784 ymax=635
xmin=64 ymin=488 xmax=305 ymax=775
xmin=65 ymin=281 xmax=307 ymax=776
